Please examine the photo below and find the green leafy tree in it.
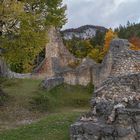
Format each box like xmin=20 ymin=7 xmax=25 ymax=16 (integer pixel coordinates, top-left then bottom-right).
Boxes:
xmin=45 ymin=0 xmax=67 ymax=28
xmin=0 ymin=0 xmax=67 ymax=72
xmin=0 ymin=0 xmax=46 ymax=72
xmin=90 ymin=30 xmax=106 ymax=47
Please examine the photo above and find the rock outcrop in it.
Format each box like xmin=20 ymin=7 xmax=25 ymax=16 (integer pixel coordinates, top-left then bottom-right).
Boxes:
xmin=41 ymin=77 xmax=64 ymax=91
xmin=0 ymin=57 xmax=9 ymax=77
xmin=0 ymin=48 xmax=9 ymax=77
xmin=62 ymin=25 xmax=107 ymax=40
xmin=70 ymin=39 xmax=140 ymax=140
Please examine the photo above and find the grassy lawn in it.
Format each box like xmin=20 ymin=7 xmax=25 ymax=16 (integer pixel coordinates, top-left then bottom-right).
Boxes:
xmin=0 ymin=112 xmax=81 ymax=140
xmin=0 ymin=78 xmax=92 ymax=140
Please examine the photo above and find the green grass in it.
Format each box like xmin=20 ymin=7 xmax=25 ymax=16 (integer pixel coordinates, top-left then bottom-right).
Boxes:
xmin=31 ymin=84 xmax=92 ymax=112
xmin=0 ymin=112 xmax=81 ymax=140
xmin=0 ymin=78 xmax=92 ymax=140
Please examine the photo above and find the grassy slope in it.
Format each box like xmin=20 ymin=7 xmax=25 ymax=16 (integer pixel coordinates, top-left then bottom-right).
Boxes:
xmin=0 ymin=79 xmax=47 ymax=130
xmin=0 ymin=113 xmax=81 ymax=140
xmin=31 ymin=84 xmax=92 ymax=112
xmin=0 ymin=78 xmax=92 ymax=140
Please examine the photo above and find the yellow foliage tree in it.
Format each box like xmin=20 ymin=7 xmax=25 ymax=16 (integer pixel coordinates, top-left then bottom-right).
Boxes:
xmin=129 ymin=36 xmax=140 ymax=51
xmin=103 ymin=29 xmax=117 ymax=52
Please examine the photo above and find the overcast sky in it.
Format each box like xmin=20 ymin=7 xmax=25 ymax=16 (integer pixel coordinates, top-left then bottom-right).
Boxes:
xmin=63 ymin=0 xmax=140 ymax=29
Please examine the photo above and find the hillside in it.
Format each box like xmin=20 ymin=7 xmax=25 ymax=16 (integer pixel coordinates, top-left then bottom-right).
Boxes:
xmin=61 ymin=25 xmax=107 ymax=40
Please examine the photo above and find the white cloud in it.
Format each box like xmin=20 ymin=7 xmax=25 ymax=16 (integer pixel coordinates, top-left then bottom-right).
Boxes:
xmin=63 ymin=0 xmax=140 ymax=29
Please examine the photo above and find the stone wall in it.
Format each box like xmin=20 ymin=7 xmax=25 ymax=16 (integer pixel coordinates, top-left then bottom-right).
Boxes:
xmin=71 ymin=73 xmax=140 ymax=140
xmin=70 ymin=40 xmax=140 ymax=140
xmin=91 ymin=39 xmax=140 ymax=88
xmin=41 ymin=37 xmax=140 ymax=91
xmin=33 ymin=27 xmax=76 ymax=78
xmin=0 ymin=57 xmax=9 ymax=77
xmin=1 ymin=27 xmax=140 ymax=91
xmin=0 ymin=56 xmax=32 ymax=79
xmin=41 ymin=77 xmax=64 ymax=91
xmin=62 ymin=58 xmax=96 ymax=86
xmin=62 ymin=39 xmax=140 ymax=88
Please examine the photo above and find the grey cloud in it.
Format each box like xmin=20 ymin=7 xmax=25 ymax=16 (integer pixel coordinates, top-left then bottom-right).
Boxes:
xmin=63 ymin=0 xmax=140 ymax=29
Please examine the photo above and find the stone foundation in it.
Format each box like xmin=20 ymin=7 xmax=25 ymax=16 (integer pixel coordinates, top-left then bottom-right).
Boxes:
xmin=70 ymin=73 xmax=140 ymax=140
xmin=41 ymin=77 xmax=64 ymax=91
xmin=70 ymin=39 xmax=140 ymax=140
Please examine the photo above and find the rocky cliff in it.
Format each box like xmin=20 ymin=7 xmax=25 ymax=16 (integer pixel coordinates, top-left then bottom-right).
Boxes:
xmin=62 ymin=25 xmax=107 ymax=40
xmin=70 ymin=39 xmax=140 ymax=140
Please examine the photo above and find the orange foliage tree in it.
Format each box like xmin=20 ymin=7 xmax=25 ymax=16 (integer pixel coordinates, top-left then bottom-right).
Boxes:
xmin=129 ymin=36 xmax=140 ymax=51
xmin=103 ymin=29 xmax=117 ymax=52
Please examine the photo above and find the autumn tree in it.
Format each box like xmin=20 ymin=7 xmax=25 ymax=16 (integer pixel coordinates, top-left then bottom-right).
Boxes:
xmin=129 ymin=36 xmax=140 ymax=51
xmin=0 ymin=0 xmax=47 ymax=72
xmin=0 ymin=0 xmax=67 ymax=72
xmin=103 ymin=29 xmax=117 ymax=53
xmin=88 ymin=46 xmax=104 ymax=63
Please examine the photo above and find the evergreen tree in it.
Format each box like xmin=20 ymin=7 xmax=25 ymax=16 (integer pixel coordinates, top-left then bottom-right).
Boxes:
xmin=45 ymin=0 xmax=67 ymax=28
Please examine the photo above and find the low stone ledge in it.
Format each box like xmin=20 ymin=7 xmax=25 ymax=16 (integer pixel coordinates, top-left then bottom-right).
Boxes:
xmin=41 ymin=77 xmax=64 ymax=91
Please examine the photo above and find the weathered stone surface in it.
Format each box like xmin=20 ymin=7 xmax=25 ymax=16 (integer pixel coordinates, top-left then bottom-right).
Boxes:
xmin=33 ymin=27 xmax=76 ymax=78
xmin=41 ymin=77 xmax=64 ymax=91
xmin=94 ymin=39 xmax=140 ymax=88
xmin=0 ymin=48 xmax=32 ymax=79
xmin=0 ymin=49 xmax=9 ymax=77
xmin=70 ymin=39 xmax=140 ymax=140
xmin=63 ymin=39 xmax=140 ymax=87
xmin=71 ymin=74 xmax=140 ymax=140
xmin=61 ymin=58 xmax=96 ymax=86
xmin=62 ymin=25 xmax=107 ymax=40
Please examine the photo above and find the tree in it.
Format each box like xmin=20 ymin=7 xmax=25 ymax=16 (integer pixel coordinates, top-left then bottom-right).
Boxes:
xmin=90 ymin=30 xmax=106 ymax=47
xmin=0 ymin=0 xmax=67 ymax=72
xmin=45 ymin=0 xmax=67 ymax=28
xmin=0 ymin=0 xmax=47 ymax=72
xmin=129 ymin=36 xmax=140 ymax=51
xmin=103 ymin=29 xmax=117 ymax=53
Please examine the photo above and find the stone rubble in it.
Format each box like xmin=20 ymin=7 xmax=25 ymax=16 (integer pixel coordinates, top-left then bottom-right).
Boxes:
xmin=70 ymin=39 xmax=140 ymax=140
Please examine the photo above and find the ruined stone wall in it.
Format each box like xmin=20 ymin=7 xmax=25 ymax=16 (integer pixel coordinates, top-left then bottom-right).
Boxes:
xmin=34 ymin=27 xmax=76 ymax=78
xmin=1 ymin=27 xmax=140 ymax=91
xmin=71 ymin=73 xmax=140 ymax=140
xmin=70 ymin=39 xmax=140 ymax=140
xmin=63 ymin=67 xmax=92 ymax=86
xmin=0 ymin=56 xmax=32 ymax=79
xmin=62 ymin=58 xmax=96 ymax=86
xmin=0 ymin=57 xmax=9 ymax=77
xmin=62 ymin=39 xmax=140 ymax=87
xmin=41 ymin=37 xmax=140 ymax=90
xmin=94 ymin=39 xmax=140 ymax=88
